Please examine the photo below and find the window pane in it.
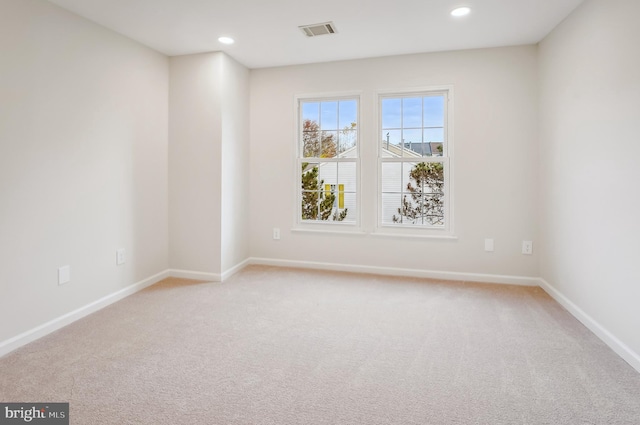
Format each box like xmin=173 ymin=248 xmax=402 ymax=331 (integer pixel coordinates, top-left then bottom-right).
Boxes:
xmin=339 ymin=100 xmax=357 ymax=129
xmin=402 ymin=128 xmax=422 ymax=144
xmin=381 ymin=162 xmax=402 ymax=192
xmin=302 ymin=117 xmax=321 ymax=157
xmin=299 ymin=97 xmax=358 ymax=226
xmin=384 ymin=191 xmax=443 ymax=226
xmin=379 ymin=91 xmax=448 ymax=229
xmin=424 ymin=96 xmax=445 ymax=127
xmin=301 ymin=161 xmax=320 ymax=180
xmin=386 ymin=161 xmax=445 ymax=227
xmin=402 ymin=129 xmax=422 ymax=156
xmin=381 ymin=192 xmax=403 ymax=225
xmin=337 ymin=162 xmax=356 ymax=193
xmin=402 ymin=162 xmax=415 ymax=192
xmin=381 ymin=160 xmax=445 ymax=224
xmin=302 ymin=102 xmax=319 ymax=123
xmin=320 ymin=102 xmax=338 ymax=130
xmin=411 ymin=143 xmax=430 ymax=157
xmin=339 ymin=129 xmax=357 ymax=154
xmin=428 ymin=142 xmax=443 ymax=157
xmin=381 ymin=98 xmax=401 ymax=129
xmin=424 ymin=128 xmax=444 ymax=143
xmin=321 ymin=131 xmax=338 ymax=158
xmin=425 ymin=192 xmax=445 ymax=226
xmin=301 ymin=161 xmax=320 ymax=221
xmin=340 ymin=192 xmax=356 ymax=223
xmin=403 ymin=97 xmax=422 ymax=128
xmin=302 ymin=134 xmax=320 ymax=157
xmin=301 ymin=161 xmax=355 ymax=222
xmin=380 ymin=129 xmax=402 ymax=156
xmin=386 ymin=129 xmax=402 ymax=145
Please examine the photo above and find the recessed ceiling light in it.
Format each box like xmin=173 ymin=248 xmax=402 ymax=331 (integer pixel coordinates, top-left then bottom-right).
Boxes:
xmin=218 ymin=36 xmax=235 ymax=45
xmin=451 ymin=7 xmax=471 ymax=17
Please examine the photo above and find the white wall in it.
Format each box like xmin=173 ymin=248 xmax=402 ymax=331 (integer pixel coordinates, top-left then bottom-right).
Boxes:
xmin=539 ymin=0 xmax=640 ymax=365
xmin=250 ymin=46 xmax=539 ymax=279
xmin=0 ymin=0 xmax=169 ymax=342
xmin=169 ymin=53 xmax=223 ymax=274
xmin=169 ymin=52 xmax=250 ymax=276
xmin=220 ymin=55 xmax=251 ymax=273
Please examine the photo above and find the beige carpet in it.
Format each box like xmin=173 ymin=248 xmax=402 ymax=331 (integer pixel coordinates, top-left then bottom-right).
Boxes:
xmin=1 ymin=266 xmax=639 ymax=424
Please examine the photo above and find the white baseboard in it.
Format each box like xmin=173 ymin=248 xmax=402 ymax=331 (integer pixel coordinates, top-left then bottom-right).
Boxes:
xmin=0 ymin=260 xmax=253 ymax=358
xmin=221 ymin=258 xmax=251 ymax=281
xmin=167 ymin=269 xmax=221 ymax=282
xmin=168 ymin=259 xmax=250 ymax=283
xmin=249 ymin=257 xmax=539 ymax=286
xmin=538 ymin=278 xmax=640 ymax=373
xmin=0 ymin=270 xmax=170 ymax=358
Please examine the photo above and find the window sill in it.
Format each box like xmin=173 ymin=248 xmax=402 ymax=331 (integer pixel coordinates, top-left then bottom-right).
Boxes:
xmin=290 ymin=227 xmax=456 ymax=240
xmin=291 ymin=227 xmax=367 ymax=237
xmin=370 ymin=231 xmax=458 ymax=240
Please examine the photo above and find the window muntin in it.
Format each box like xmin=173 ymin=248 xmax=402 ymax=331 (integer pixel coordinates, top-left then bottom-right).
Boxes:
xmin=379 ymin=92 xmax=449 ymax=229
xmin=299 ymin=98 xmax=358 ymax=224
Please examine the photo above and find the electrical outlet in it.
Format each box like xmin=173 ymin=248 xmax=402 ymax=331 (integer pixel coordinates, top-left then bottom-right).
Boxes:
xmin=116 ymin=248 xmax=125 ymax=265
xmin=58 ymin=265 xmax=70 ymax=285
xmin=484 ymin=238 xmax=494 ymax=252
xmin=273 ymin=228 xmax=280 ymax=240
xmin=522 ymin=241 xmax=533 ymax=255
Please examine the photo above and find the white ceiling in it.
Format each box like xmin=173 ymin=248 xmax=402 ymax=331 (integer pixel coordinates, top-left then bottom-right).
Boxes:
xmin=46 ymin=0 xmax=584 ymax=69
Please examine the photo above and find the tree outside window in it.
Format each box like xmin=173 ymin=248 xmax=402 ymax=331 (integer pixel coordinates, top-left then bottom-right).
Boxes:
xmin=298 ymin=98 xmax=358 ymax=224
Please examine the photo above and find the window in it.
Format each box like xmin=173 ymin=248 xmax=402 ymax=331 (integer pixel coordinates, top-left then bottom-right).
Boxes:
xmin=379 ymin=91 xmax=451 ymax=230
xmin=298 ymin=97 xmax=358 ymax=224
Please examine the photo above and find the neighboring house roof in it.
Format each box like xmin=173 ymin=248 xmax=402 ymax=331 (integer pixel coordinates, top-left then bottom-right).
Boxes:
xmin=302 ymin=141 xmax=439 ymax=174
xmin=381 ymin=143 xmax=421 ymax=158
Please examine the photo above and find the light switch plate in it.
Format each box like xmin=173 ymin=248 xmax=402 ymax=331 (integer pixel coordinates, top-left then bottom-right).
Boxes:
xmin=484 ymin=238 xmax=494 ymax=252
xmin=58 ymin=265 xmax=70 ymax=285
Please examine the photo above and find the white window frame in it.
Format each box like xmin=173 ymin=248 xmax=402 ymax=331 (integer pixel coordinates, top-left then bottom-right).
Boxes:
xmin=294 ymin=93 xmax=361 ymax=231
xmin=375 ymin=87 xmax=455 ymax=237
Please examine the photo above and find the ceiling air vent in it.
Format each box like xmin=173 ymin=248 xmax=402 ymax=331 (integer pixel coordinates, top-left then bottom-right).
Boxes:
xmin=299 ymin=22 xmax=337 ymax=37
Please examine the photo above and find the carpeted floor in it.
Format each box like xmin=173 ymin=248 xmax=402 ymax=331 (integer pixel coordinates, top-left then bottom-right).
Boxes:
xmin=1 ymin=265 xmax=639 ymax=424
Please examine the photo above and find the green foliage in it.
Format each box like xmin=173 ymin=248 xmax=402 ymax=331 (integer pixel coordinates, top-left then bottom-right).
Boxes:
xmin=301 ymin=163 xmax=348 ymax=221
xmin=393 ymin=162 xmax=444 ymax=225
xmin=332 ymin=208 xmax=348 ymax=221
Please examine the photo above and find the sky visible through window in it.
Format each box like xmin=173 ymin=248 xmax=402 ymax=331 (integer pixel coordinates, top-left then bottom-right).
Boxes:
xmin=302 ymin=96 xmax=444 ymax=149
xmin=381 ymin=96 xmax=445 ymax=148
xmin=302 ymin=100 xmax=357 ymax=131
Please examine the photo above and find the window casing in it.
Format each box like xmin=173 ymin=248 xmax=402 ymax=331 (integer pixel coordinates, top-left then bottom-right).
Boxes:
xmin=378 ymin=90 xmax=452 ymax=232
xmin=297 ymin=97 xmax=359 ymax=225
